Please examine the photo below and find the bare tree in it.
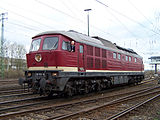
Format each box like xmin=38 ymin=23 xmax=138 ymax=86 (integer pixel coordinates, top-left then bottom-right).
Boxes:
xmin=3 ymin=41 xmax=27 ymax=70
xmin=15 ymin=44 xmax=27 ymax=70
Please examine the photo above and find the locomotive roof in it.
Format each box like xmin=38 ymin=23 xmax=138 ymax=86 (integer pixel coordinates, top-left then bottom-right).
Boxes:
xmin=33 ymin=30 xmax=142 ymax=58
xmin=33 ymin=30 xmax=104 ymax=46
xmin=92 ymin=36 xmax=118 ymax=49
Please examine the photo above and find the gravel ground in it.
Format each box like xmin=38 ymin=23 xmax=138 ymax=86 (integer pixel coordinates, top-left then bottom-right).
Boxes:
xmin=120 ymin=95 xmax=160 ymax=120
xmin=0 ymin=79 xmax=21 ymax=91
xmin=69 ymin=80 xmax=160 ymax=120
xmin=1 ymin=78 xmax=160 ymax=120
xmin=116 ymin=81 xmax=160 ymax=120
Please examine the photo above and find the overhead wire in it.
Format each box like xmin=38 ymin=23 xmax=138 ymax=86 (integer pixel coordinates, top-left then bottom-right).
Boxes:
xmin=5 ymin=29 xmax=31 ymax=37
xmin=59 ymin=0 xmax=77 ymax=17
xmin=128 ymin=0 xmax=160 ymax=38
xmin=35 ymin=0 xmax=85 ymax=24
xmin=67 ymin=0 xmax=84 ymax=16
xmin=0 ymin=6 xmax=55 ymax=30
xmin=0 ymin=1 xmax=76 ymax=37
xmin=1 ymin=0 xmax=83 ymax=32
xmin=35 ymin=0 xmax=122 ymax=41
xmin=1 ymin=0 xmax=127 ymax=43
xmin=152 ymin=11 xmax=160 ymax=38
xmin=92 ymin=0 xmax=140 ymax=48
xmin=8 ymin=22 xmax=41 ymax=31
xmin=1 ymin=0 xmax=122 ymax=42
xmin=95 ymin=0 xmax=160 ymax=36
xmin=105 ymin=6 xmax=138 ymax=39
xmin=2 ymin=0 xmax=158 ymax=56
xmin=94 ymin=0 xmax=157 ymax=51
xmin=0 ymin=0 xmax=89 ymax=35
xmin=128 ymin=0 xmax=154 ymax=25
xmin=108 ymin=9 xmax=140 ymax=48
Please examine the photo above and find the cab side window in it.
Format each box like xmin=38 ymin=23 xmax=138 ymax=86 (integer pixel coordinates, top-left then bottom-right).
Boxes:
xmin=113 ymin=52 xmax=117 ymax=59
xmin=126 ymin=56 xmax=128 ymax=61
xmin=62 ymin=40 xmax=75 ymax=52
xmin=79 ymin=45 xmax=83 ymax=53
xmin=62 ymin=41 xmax=68 ymax=50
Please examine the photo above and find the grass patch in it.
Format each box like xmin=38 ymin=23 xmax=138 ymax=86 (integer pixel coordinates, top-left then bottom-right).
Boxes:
xmin=4 ymin=69 xmax=25 ymax=79
xmin=154 ymin=118 xmax=159 ymax=120
xmin=157 ymin=111 xmax=160 ymax=115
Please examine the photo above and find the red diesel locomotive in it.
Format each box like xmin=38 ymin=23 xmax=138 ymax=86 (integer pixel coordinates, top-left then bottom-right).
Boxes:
xmin=22 ymin=30 xmax=144 ymax=96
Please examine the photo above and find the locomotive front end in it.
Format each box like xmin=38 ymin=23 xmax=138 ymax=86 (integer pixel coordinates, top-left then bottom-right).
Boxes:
xmin=24 ymin=34 xmax=63 ymax=96
xmin=25 ymin=69 xmax=61 ymax=96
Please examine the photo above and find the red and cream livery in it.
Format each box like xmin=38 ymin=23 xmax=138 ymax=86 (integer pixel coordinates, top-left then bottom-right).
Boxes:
xmin=24 ymin=30 xmax=144 ymax=96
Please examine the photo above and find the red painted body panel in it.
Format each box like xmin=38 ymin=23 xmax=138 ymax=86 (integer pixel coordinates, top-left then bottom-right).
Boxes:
xmin=27 ymin=51 xmax=57 ymax=67
xmin=27 ymin=33 xmax=144 ymax=72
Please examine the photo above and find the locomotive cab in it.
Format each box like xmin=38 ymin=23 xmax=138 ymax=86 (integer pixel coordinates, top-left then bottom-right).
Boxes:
xmin=27 ymin=34 xmax=76 ymax=68
xmin=27 ymin=35 xmax=60 ymax=68
xmin=25 ymin=33 xmax=78 ymax=96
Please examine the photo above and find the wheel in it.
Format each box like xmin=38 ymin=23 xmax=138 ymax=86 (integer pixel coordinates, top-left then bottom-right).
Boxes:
xmin=107 ymin=80 xmax=112 ymax=88
xmin=97 ymin=82 xmax=102 ymax=91
xmin=64 ymin=82 xmax=74 ymax=97
xmin=84 ymin=81 xmax=89 ymax=94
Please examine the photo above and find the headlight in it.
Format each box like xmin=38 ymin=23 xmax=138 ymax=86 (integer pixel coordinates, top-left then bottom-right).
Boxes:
xmin=52 ymin=72 xmax=58 ymax=76
xmin=35 ymin=54 xmax=42 ymax=62
xmin=27 ymin=72 xmax=32 ymax=77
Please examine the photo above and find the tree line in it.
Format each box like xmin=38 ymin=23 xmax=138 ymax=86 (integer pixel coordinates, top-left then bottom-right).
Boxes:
xmin=3 ymin=41 xmax=27 ymax=71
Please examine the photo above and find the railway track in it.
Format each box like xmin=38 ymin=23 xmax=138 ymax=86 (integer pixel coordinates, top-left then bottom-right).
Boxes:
xmin=0 ymin=88 xmax=27 ymax=94
xmin=0 ymin=79 xmax=18 ymax=85
xmin=0 ymin=85 xmax=31 ymax=95
xmin=0 ymin=79 xmax=17 ymax=82
xmin=0 ymin=89 xmax=31 ymax=99
xmin=0 ymin=78 xmax=153 ymax=100
xmin=0 ymin=92 xmax=34 ymax=99
xmin=141 ymin=78 xmax=155 ymax=84
xmin=105 ymin=94 xmax=160 ymax=120
xmin=0 ymin=96 xmax=49 ymax=115
xmin=0 ymin=77 xmax=153 ymax=101
xmin=46 ymin=85 xmax=160 ymax=120
xmin=45 ymin=85 xmax=160 ymax=120
xmin=0 ymin=77 xmax=153 ymax=96
xmin=0 ymin=78 xmax=156 ymax=119
xmin=0 ymin=84 xmax=159 ymax=120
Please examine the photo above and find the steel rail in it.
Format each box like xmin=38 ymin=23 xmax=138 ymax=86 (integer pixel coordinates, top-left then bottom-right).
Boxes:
xmin=0 ymin=79 xmax=17 ymax=82
xmin=0 ymin=92 xmax=33 ymax=99
xmin=0 ymin=96 xmax=46 ymax=105
xmin=140 ymin=78 xmax=155 ymax=84
xmin=0 ymin=85 xmax=159 ymax=119
xmin=0 ymin=89 xmax=27 ymax=94
xmin=0 ymin=100 xmax=51 ymax=114
xmin=106 ymin=93 xmax=160 ymax=120
xmin=0 ymin=96 xmax=49 ymax=114
xmin=45 ymin=88 xmax=160 ymax=120
xmin=0 ymin=78 xmax=152 ymax=95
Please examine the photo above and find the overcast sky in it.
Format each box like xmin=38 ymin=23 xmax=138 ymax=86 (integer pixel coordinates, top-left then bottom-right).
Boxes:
xmin=0 ymin=0 xmax=160 ymax=70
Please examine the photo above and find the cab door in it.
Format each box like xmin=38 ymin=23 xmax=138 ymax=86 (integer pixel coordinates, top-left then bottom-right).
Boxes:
xmin=78 ymin=44 xmax=85 ymax=72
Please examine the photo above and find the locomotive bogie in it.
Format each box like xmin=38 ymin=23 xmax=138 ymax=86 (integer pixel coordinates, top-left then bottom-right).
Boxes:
xmin=23 ymin=69 xmax=144 ymax=96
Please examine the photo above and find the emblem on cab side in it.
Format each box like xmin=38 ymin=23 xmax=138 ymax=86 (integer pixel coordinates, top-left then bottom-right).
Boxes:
xmin=35 ymin=54 xmax=42 ymax=62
